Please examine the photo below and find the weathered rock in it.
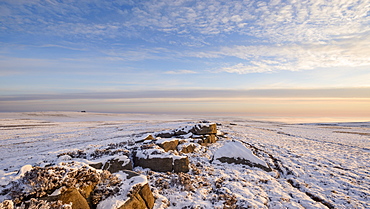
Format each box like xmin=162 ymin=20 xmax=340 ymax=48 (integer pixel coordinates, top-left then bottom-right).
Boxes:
xmin=80 ymin=183 xmax=98 ymax=208
xmin=144 ymin=134 xmax=155 ymax=140
xmin=213 ymin=141 xmax=271 ymax=172
xmin=103 ymin=156 xmax=132 ymax=173
xmin=180 ymin=143 xmax=197 ymax=153
xmin=191 ymin=123 xmax=217 ymax=135
xmin=157 ymin=139 xmax=179 ymax=152
xmin=138 ymin=183 xmax=155 ymax=209
xmin=217 ymin=157 xmax=272 ymax=172
xmin=134 ymin=149 xmax=189 ymax=173
xmin=59 ymin=188 xmax=90 ymax=209
xmin=173 ymin=157 xmax=190 ymax=173
xmin=135 ymin=134 xmax=156 ymax=143
xmin=134 ymin=156 xmax=173 ymax=172
xmin=155 ymin=130 xmax=175 ymax=138
xmin=122 ymin=170 xmax=141 ymax=179
xmin=204 ymin=134 xmax=217 ymax=143
xmin=119 ymin=193 xmax=147 ymax=209
xmin=89 ymin=162 xmax=103 ymax=169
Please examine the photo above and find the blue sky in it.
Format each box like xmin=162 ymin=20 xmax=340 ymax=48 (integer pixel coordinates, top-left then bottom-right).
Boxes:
xmin=1 ymin=0 xmax=370 ymax=116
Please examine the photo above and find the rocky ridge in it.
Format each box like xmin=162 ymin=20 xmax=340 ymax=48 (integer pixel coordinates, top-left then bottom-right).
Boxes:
xmin=0 ymin=122 xmax=272 ymax=209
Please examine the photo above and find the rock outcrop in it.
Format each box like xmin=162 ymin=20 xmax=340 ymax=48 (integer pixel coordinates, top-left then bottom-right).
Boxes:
xmin=213 ymin=141 xmax=271 ymax=172
xmin=0 ymin=163 xmax=155 ymax=209
xmin=156 ymin=138 xmax=179 ymax=152
xmin=59 ymin=188 xmax=90 ymax=209
xmin=178 ymin=143 xmax=197 ymax=153
xmin=134 ymin=148 xmax=189 ymax=173
xmin=102 ymin=156 xmax=133 ymax=173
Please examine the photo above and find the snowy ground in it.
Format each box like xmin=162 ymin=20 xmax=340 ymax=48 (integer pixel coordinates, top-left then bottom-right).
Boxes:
xmin=0 ymin=112 xmax=369 ymax=208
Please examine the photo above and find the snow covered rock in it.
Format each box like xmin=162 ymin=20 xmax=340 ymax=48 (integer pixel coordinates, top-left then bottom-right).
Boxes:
xmin=178 ymin=143 xmax=197 ymax=153
xmin=154 ymin=123 xmax=218 ymax=139
xmin=154 ymin=130 xmax=175 ymax=138
xmin=58 ymin=188 xmax=90 ymax=209
xmin=213 ymin=141 xmax=271 ymax=172
xmin=98 ymin=171 xmax=154 ymax=209
xmin=191 ymin=123 xmax=217 ymax=135
xmin=204 ymin=134 xmax=217 ymax=143
xmin=118 ymin=183 xmax=154 ymax=209
xmin=134 ymin=149 xmax=189 ymax=173
xmin=103 ymin=155 xmax=133 ymax=173
xmin=156 ymin=138 xmax=179 ymax=152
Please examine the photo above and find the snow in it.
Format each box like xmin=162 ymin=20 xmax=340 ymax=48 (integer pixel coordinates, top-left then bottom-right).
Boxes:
xmin=213 ymin=141 xmax=268 ymax=167
xmin=0 ymin=112 xmax=369 ymax=208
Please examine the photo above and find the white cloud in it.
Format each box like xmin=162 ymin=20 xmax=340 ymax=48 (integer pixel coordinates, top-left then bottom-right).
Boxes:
xmin=199 ymin=31 xmax=370 ymax=74
xmin=217 ymin=63 xmax=273 ymax=74
xmin=1 ymin=0 xmax=368 ymax=45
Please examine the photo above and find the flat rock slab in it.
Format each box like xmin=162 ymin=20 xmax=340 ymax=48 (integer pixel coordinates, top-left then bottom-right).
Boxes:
xmin=213 ymin=141 xmax=271 ymax=172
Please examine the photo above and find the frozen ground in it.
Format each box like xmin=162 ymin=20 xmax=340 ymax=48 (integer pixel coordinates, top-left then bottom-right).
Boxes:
xmin=0 ymin=112 xmax=369 ymax=208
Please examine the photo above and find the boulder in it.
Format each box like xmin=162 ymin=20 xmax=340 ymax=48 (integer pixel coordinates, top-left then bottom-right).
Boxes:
xmin=89 ymin=162 xmax=103 ymax=169
xmin=155 ymin=130 xmax=175 ymax=138
xmin=156 ymin=139 xmax=179 ymax=152
xmin=191 ymin=123 xmax=217 ymax=135
xmin=213 ymin=141 xmax=271 ymax=172
xmin=144 ymin=134 xmax=155 ymax=140
xmin=179 ymin=143 xmax=197 ymax=153
xmin=173 ymin=157 xmax=190 ymax=173
xmin=103 ymin=156 xmax=132 ymax=173
xmin=134 ymin=149 xmax=189 ymax=173
xmin=134 ymin=157 xmax=173 ymax=172
xmin=119 ymin=193 xmax=147 ymax=209
xmin=118 ymin=184 xmax=154 ymax=209
xmin=204 ymin=134 xmax=217 ymax=143
xmin=135 ymin=134 xmax=156 ymax=143
xmin=59 ymin=188 xmax=90 ymax=209
xmin=97 ymin=171 xmax=154 ymax=209
xmin=138 ymin=183 xmax=155 ymax=209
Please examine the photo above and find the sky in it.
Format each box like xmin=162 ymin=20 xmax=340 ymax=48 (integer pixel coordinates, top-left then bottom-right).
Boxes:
xmin=0 ymin=0 xmax=370 ymax=117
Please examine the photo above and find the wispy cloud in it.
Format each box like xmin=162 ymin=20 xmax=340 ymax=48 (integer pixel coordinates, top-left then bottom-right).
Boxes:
xmin=164 ymin=70 xmax=198 ymax=75
xmin=201 ymin=33 xmax=370 ymax=74
xmin=2 ymin=88 xmax=370 ymax=102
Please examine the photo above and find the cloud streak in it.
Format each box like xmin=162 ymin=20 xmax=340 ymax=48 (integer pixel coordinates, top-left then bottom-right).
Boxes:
xmin=1 ymin=88 xmax=370 ymax=102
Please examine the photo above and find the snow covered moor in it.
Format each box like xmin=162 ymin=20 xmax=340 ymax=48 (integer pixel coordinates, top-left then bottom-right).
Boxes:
xmin=0 ymin=112 xmax=369 ymax=208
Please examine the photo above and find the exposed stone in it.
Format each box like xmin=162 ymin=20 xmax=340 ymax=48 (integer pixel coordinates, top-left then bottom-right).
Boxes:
xmin=134 ymin=156 xmax=173 ymax=172
xmin=89 ymin=162 xmax=103 ymax=169
xmin=119 ymin=193 xmax=147 ymax=209
xmin=191 ymin=123 xmax=217 ymax=135
xmin=155 ymin=130 xmax=175 ymax=138
xmin=117 ymin=183 xmax=154 ymax=209
xmin=103 ymin=156 xmax=132 ymax=173
xmin=59 ymin=188 xmax=90 ymax=209
xmin=173 ymin=157 xmax=190 ymax=173
xmin=79 ymin=183 xmax=98 ymax=208
xmin=144 ymin=134 xmax=155 ymax=140
xmin=213 ymin=141 xmax=271 ymax=172
xmin=157 ymin=139 xmax=179 ymax=152
xmin=204 ymin=134 xmax=217 ymax=143
xmin=216 ymin=157 xmax=272 ymax=172
xmin=138 ymin=183 xmax=155 ymax=209
xmin=180 ymin=143 xmax=197 ymax=153
xmin=122 ymin=170 xmax=141 ymax=179
xmin=134 ymin=149 xmax=189 ymax=173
